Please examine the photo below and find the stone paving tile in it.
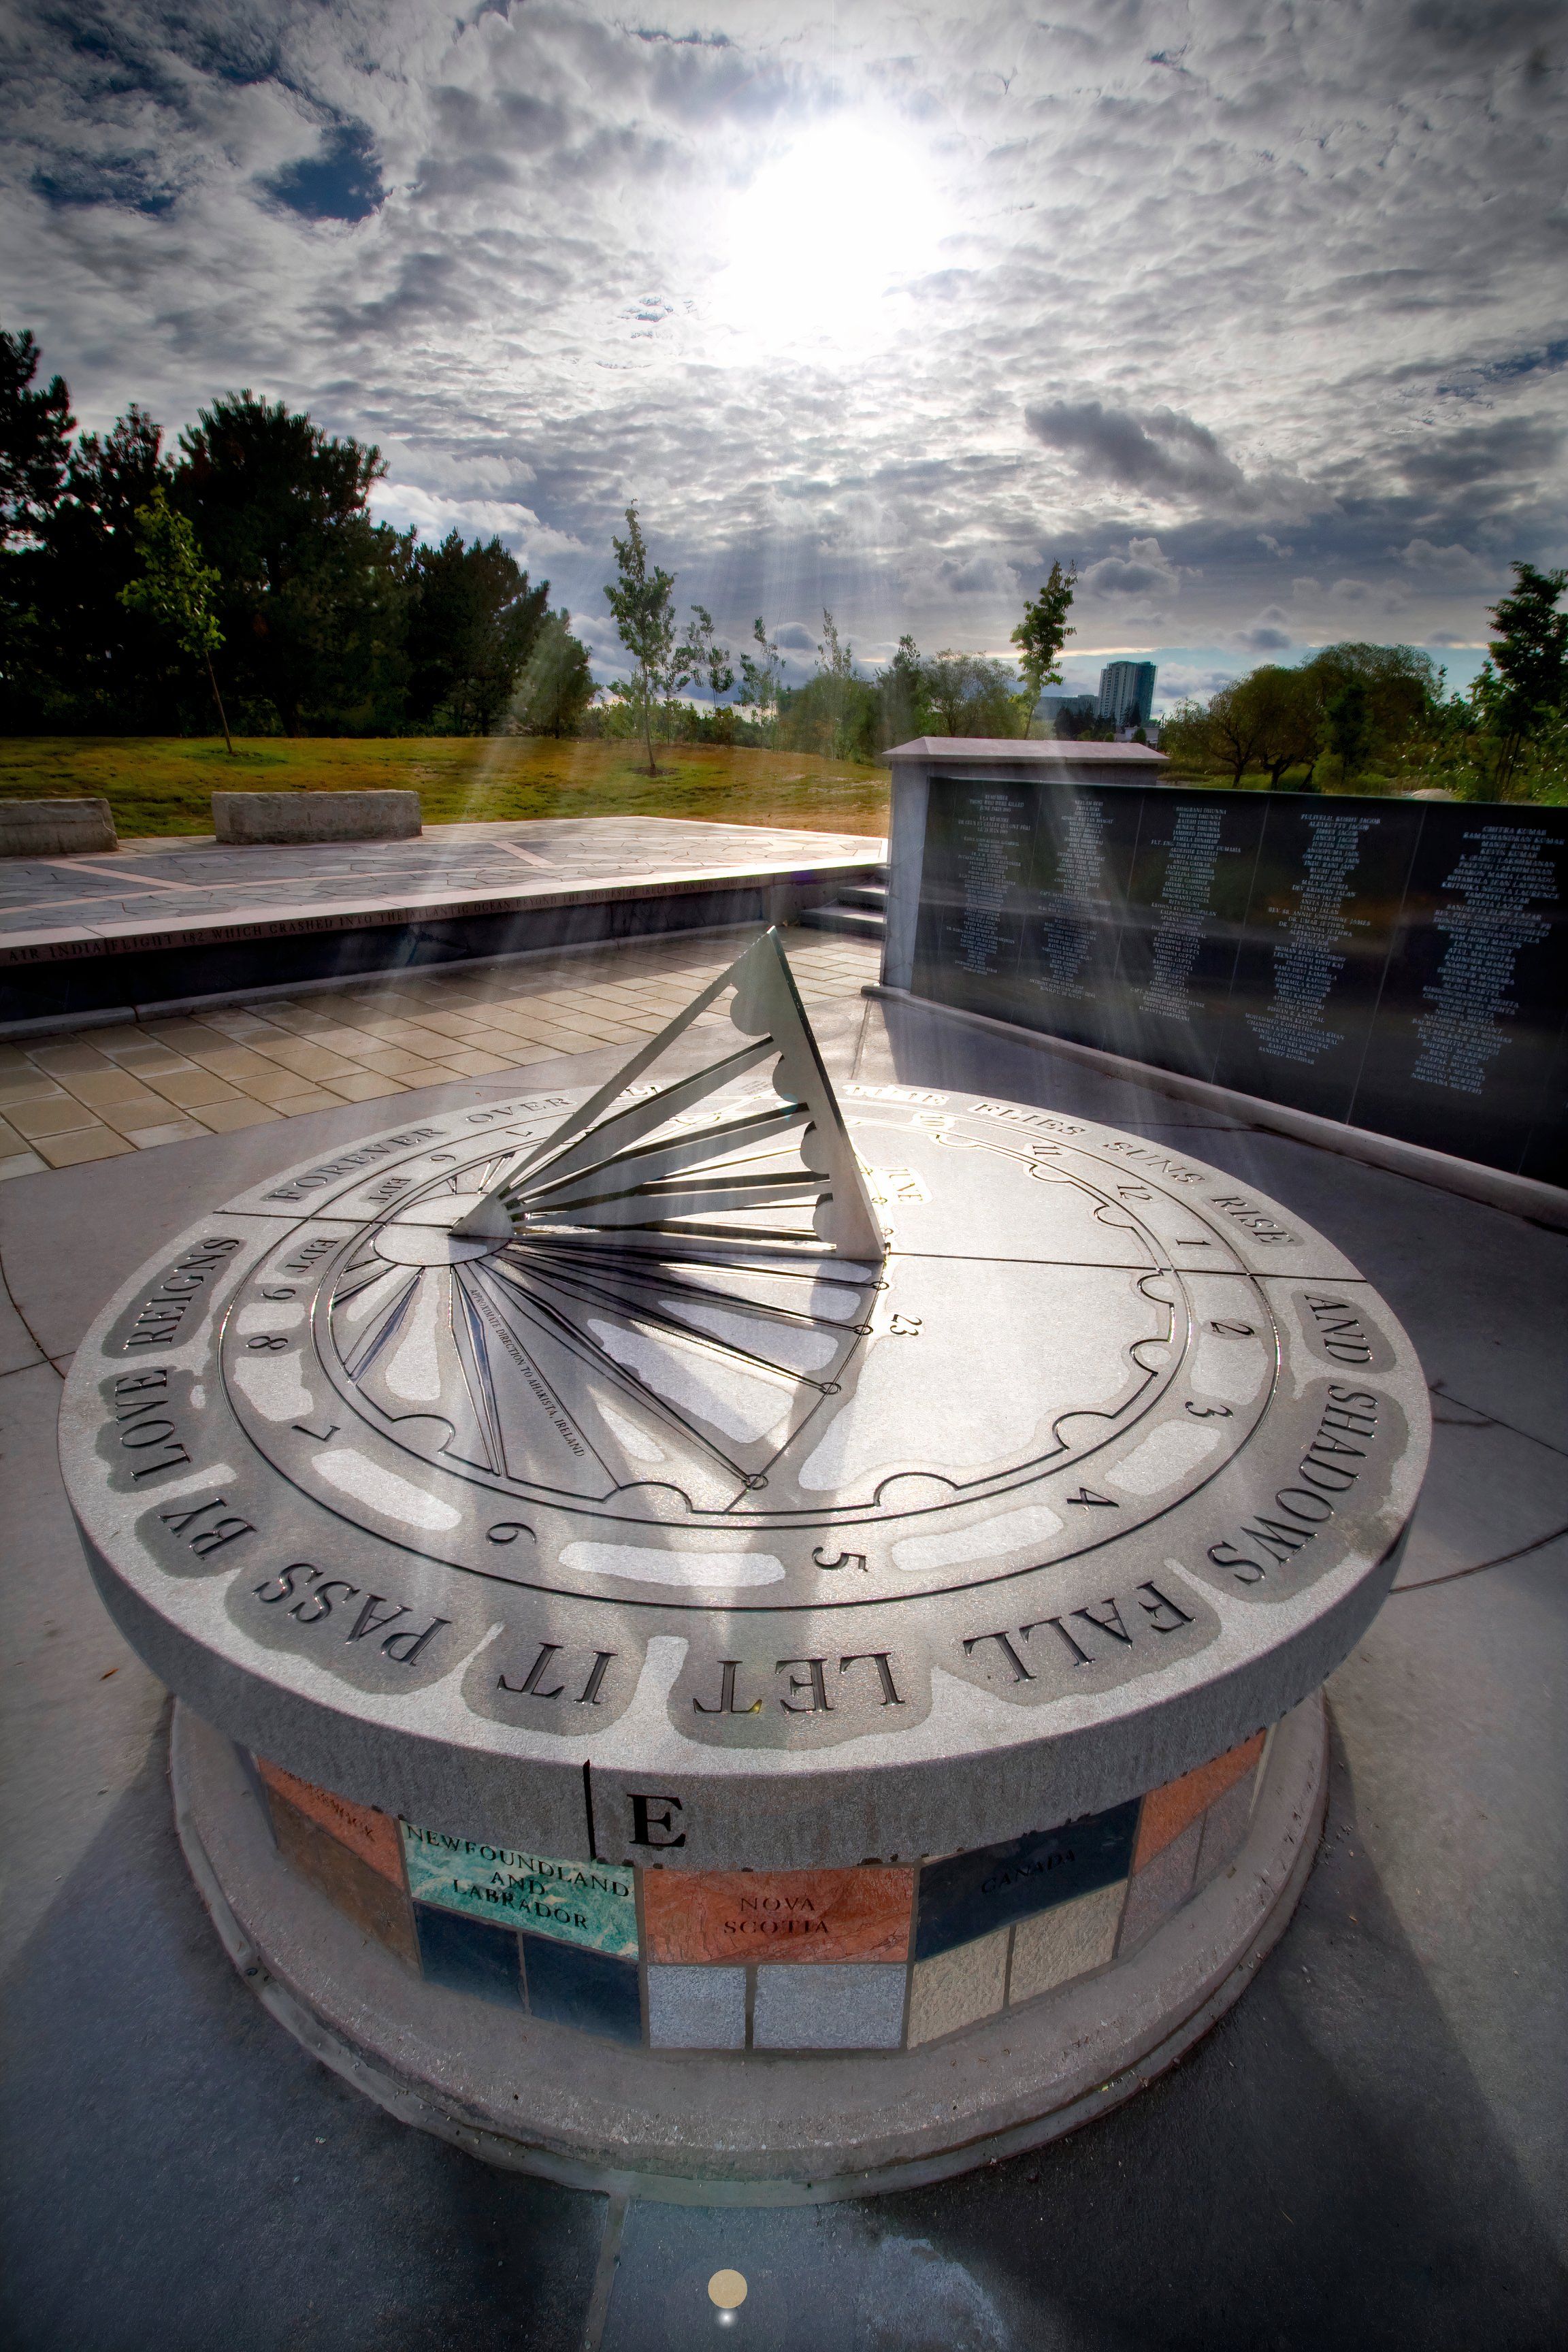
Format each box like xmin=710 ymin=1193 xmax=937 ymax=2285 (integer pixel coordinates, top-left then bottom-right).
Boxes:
xmin=0 ymin=924 xmax=881 ymax=1175
xmin=33 ymin=1124 xmax=135 ymax=1167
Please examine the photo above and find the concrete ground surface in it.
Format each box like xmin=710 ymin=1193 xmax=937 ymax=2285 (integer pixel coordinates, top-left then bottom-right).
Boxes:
xmin=1 ymin=926 xmax=1564 ymax=2352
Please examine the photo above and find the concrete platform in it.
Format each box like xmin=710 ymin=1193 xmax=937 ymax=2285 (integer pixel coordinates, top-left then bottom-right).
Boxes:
xmin=0 ymin=817 xmax=883 ymax=1031
xmin=1 ymin=934 xmax=1565 ymax=2349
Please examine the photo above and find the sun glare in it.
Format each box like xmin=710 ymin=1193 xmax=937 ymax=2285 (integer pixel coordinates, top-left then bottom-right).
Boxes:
xmin=711 ymin=122 xmax=949 ymax=354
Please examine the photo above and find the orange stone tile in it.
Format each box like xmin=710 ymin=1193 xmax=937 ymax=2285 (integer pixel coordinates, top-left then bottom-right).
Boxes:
xmin=1133 ymin=1731 xmax=1267 ymax=1872
xmin=643 ymin=1865 xmax=914 ymax=1965
xmin=259 ymin=1757 xmax=404 ymax=1886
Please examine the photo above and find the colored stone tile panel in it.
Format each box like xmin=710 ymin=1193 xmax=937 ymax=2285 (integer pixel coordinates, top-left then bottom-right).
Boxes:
xmin=906 ymin=1926 xmax=1009 ymax=2048
xmin=1196 ymin=1772 xmax=1256 ymax=1884
xmin=1133 ymin=1731 xmax=1267 ymax=1871
xmin=642 ymin=1865 xmax=913 ymax=1966
xmin=259 ymin=1756 xmax=403 ymax=1886
xmin=1117 ymin=1815 xmax=1203 ymax=1956
xmin=400 ymin=1823 xmax=637 ymax=1957
xmin=413 ymin=1902 xmax=522 ymax=2006
xmin=269 ymin=1789 xmax=419 ymax=1969
xmin=1009 ymin=1880 xmax=1124 ymax=2005
xmin=752 ymin=1963 xmax=906 ymax=2051
xmin=647 ymin=1965 xmax=749 ymax=2051
xmin=914 ymin=1800 xmax=1139 ymax=1961
xmin=523 ymin=1935 xmax=642 ymax=2046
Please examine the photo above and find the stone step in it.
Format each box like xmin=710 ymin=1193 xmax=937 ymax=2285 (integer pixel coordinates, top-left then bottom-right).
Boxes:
xmin=798 ymin=903 xmax=887 ymax=939
xmin=838 ymin=884 xmax=887 ymax=911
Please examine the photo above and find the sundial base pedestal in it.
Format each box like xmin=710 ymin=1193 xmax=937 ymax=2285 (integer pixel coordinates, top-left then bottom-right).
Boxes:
xmin=172 ymin=1695 xmax=1327 ymax=2203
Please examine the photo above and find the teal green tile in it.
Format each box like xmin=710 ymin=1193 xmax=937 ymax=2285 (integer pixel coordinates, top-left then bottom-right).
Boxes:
xmin=400 ymin=1823 xmax=638 ymax=1956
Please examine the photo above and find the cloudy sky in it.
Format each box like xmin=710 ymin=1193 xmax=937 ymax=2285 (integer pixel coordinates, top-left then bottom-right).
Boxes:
xmin=3 ymin=0 xmax=1565 ymax=706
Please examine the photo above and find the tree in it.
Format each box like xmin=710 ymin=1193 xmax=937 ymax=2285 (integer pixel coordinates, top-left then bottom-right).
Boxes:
xmin=1011 ymin=561 xmax=1077 ymax=730
xmin=1 ymin=324 xmax=75 ymax=715
xmin=1205 ymin=677 xmax=1269 ymax=785
xmin=1322 ymin=676 xmax=1372 ymax=781
xmin=738 ymin=617 xmax=783 ymax=745
xmin=682 ymin=605 xmax=733 ymax=702
xmin=404 ymin=531 xmax=549 ymax=732
xmin=1237 ymin=664 xmax=1321 ymax=788
xmin=0 ymin=327 xmax=73 ymax=547
xmin=1474 ymin=562 xmax=1568 ymax=795
xmin=604 ymin=503 xmax=677 ymax=775
xmin=877 ymin=634 xmax=924 ymax=748
xmin=36 ymin=404 xmax=172 ymax=727
xmin=175 ymin=391 xmax=408 ymax=734
xmin=509 ymin=608 xmax=595 ymax=736
xmin=118 ymin=486 xmax=234 ymax=751
xmin=920 ymin=649 xmax=1023 ymax=738
xmin=1301 ymin=642 xmax=1439 ymax=764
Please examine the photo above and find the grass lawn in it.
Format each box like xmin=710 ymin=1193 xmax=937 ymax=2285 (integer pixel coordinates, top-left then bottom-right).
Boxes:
xmin=0 ymin=736 xmax=891 ymax=840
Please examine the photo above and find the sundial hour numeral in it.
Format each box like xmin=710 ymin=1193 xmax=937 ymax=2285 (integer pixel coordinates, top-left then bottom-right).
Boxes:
xmin=291 ymin=1420 xmax=340 ymax=1443
xmin=1186 ymin=1401 xmax=1234 ymax=1418
xmin=246 ymin=1335 xmax=290 ymax=1352
xmin=1067 ymin=1487 xmax=1118 ymax=1508
xmin=262 ymin=1286 xmax=296 ymax=1302
xmin=1211 ymin=1319 xmax=1256 ymax=1337
xmin=813 ymin=1546 xmax=868 ymax=1572
xmin=887 ymin=1313 xmax=922 ymax=1336
xmin=487 ymin=1520 xmax=534 ymax=1545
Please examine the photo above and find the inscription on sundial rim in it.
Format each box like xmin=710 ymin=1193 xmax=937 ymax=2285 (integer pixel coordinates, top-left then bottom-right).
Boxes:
xmin=61 ymin=926 xmax=1428 ymax=1857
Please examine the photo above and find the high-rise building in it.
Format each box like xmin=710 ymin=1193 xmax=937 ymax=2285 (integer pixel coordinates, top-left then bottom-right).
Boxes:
xmin=1096 ymin=660 xmax=1157 ymax=730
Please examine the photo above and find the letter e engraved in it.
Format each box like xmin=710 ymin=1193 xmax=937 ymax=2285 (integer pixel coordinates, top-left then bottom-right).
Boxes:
xmin=962 ymin=1630 xmax=1034 ymax=1683
xmin=693 ymin=1661 xmax=761 ymax=1716
xmin=775 ymin=1657 xmax=832 ymax=1713
xmin=1137 ymin=1581 xmax=1195 ymax=1633
xmin=630 ymin=1793 xmax=685 ymax=1849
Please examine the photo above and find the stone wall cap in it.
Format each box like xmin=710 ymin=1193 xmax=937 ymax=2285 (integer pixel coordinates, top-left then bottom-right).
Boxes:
xmin=885 ymin=738 xmax=1167 ymax=765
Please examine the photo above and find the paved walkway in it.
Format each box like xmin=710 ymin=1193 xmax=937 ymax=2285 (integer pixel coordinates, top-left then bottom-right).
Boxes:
xmin=0 ymin=817 xmax=879 ymax=958
xmin=1 ymin=951 xmax=1563 ymax=2351
xmin=0 ymin=927 xmax=878 ymax=1176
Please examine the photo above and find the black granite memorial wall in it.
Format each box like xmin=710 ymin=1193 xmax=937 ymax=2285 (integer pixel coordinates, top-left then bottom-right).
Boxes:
xmin=910 ymin=778 xmax=1567 ymax=1186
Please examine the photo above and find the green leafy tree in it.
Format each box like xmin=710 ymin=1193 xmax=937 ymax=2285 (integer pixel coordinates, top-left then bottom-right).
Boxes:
xmin=1205 ymin=677 xmax=1270 ymax=785
xmin=1 ymin=324 xmax=74 ymax=714
xmin=404 ymin=531 xmax=549 ymax=732
xmin=921 ymin=649 xmax=1023 ymax=738
xmin=1238 ymin=664 xmax=1322 ymax=788
xmin=37 ymin=405 xmax=172 ymax=727
xmin=118 ymin=485 xmax=234 ymax=751
xmin=876 ymin=634 xmax=924 ymax=748
xmin=738 ymin=617 xmax=783 ymax=745
xmin=174 ymin=392 xmax=408 ymax=735
xmin=682 ymin=604 xmax=734 ymax=702
xmin=1322 ymin=676 xmax=1372 ymax=781
xmin=1011 ymin=561 xmax=1077 ymax=730
xmin=509 ymin=608 xmax=595 ymax=736
xmin=604 ymin=503 xmax=677 ymax=774
xmin=1473 ymin=562 xmax=1568 ymax=795
xmin=0 ymin=327 xmax=73 ymax=546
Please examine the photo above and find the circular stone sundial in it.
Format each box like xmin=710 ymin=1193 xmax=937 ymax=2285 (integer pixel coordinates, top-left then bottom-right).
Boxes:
xmin=61 ymin=930 xmax=1429 ymax=2195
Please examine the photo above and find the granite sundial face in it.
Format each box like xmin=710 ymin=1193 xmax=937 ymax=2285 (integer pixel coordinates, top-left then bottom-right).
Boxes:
xmin=61 ymin=930 xmax=1429 ymax=1869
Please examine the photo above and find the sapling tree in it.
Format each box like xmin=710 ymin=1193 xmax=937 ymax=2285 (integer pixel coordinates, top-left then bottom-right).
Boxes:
xmin=118 ymin=485 xmax=233 ymax=752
